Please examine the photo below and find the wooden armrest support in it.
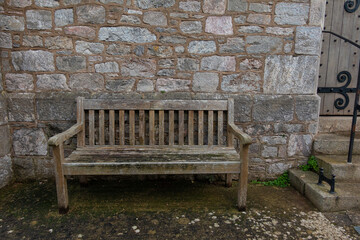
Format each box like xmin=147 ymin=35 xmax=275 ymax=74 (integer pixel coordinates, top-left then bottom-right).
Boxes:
xmin=228 ymin=123 xmax=252 ymax=145
xmin=48 ymin=123 xmax=83 ymax=146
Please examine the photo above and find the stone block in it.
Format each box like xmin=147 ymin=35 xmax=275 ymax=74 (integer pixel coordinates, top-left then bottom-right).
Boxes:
xmin=221 ymin=72 xmax=261 ymax=92
xmin=64 ymin=26 xmax=96 ymax=40
xmin=7 ymin=93 xmax=35 ymax=122
xmin=159 ymin=59 xmax=175 ymax=68
xmin=69 ymin=73 xmax=104 ymax=91
xmin=136 ymin=0 xmax=175 ymax=9
xmin=266 ymin=27 xmax=294 ymax=36
xmin=9 ymin=0 xmax=31 ymax=7
xmin=246 ymin=124 xmax=272 ymax=136
xmin=275 ymin=3 xmax=309 ymax=25
xmin=56 ymin=56 xmax=86 ymax=72
xmin=288 ymin=134 xmax=313 ymax=157
xmin=143 ymin=11 xmax=167 ymax=26
xmin=228 ymin=0 xmax=247 ymax=12
xmin=13 ymin=128 xmax=48 ymax=156
xmin=261 ymin=136 xmax=287 ymax=145
xmin=55 ymin=9 xmax=74 ymax=27
xmin=5 ymin=73 xmax=34 ymax=92
xmin=0 ymin=126 xmax=10 ymax=156
xmin=238 ymin=26 xmax=263 ymax=34
xmin=75 ymin=41 xmax=104 ymax=55
xmin=203 ymin=0 xmax=226 ymax=14
xmin=156 ymin=78 xmax=190 ymax=92
xmin=36 ymin=74 xmax=69 ymax=91
xmin=13 ymin=157 xmax=35 ymax=180
xmin=26 ymin=10 xmax=52 ymax=30
xmin=188 ymin=41 xmax=216 ymax=54
xmin=0 ymin=15 xmax=24 ymax=31
xmin=36 ymin=93 xmax=77 ymax=121
xmin=201 ymin=56 xmax=235 ymax=72
xmin=234 ymin=15 xmax=246 ymax=24
xmin=219 ymin=37 xmax=245 ymax=54
xmin=295 ymin=26 xmax=322 ymax=55
xmin=249 ymin=3 xmax=272 ymax=13
xmin=148 ymin=46 xmax=173 ymax=57
xmin=310 ymin=0 xmax=326 ymax=27
xmin=268 ymin=162 xmax=294 ymax=175
xmin=263 ymin=55 xmax=318 ymax=94
xmin=34 ymin=157 xmax=54 ymax=179
xmin=246 ymin=36 xmax=282 ymax=54
xmin=193 ymin=72 xmax=219 ymax=92
xmin=12 ymin=50 xmax=55 ymax=72
xmin=295 ymin=95 xmax=320 ymax=121
xmin=159 ymin=35 xmax=187 ymax=44
xmin=179 ymin=1 xmax=201 ymax=12
xmin=99 ymin=27 xmax=156 ymax=43
xmin=253 ymin=95 xmax=294 ymax=122
xmin=0 ymin=155 xmax=12 ymax=188
xmin=98 ymin=0 xmax=124 ymax=3
xmin=177 ymin=58 xmax=199 ymax=71
xmin=44 ymin=36 xmax=73 ymax=50
xmin=234 ymin=95 xmax=252 ymax=123
xmin=121 ymin=58 xmax=156 ymax=77
xmin=274 ymin=123 xmax=304 ymax=133
xmin=180 ymin=21 xmax=202 ymax=34
xmin=205 ymin=16 xmax=233 ymax=35
xmin=77 ymin=5 xmax=105 ymax=24
xmin=107 ymin=43 xmax=131 ymax=55
xmin=35 ymin=0 xmax=59 ymax=7
xmin=22 ymin=35 xmax=43 ymax=47
xmin=137 ymin=79 xmax=154 ymax=92
xmin=106 ymin=79 xmax=135 ymax=92
xmin=247 ymin=14 xmax=271 ymax=25
xmin=262 ymin=146 xmax=278 ymax=158
xmin=157 ymin=69 xmax=175 ymax=77
xmin=239 ymin=58 xmax=262 ymax=70
xmin=0 ymin=32 xmax=12 ymax=49
xmin=0 ymin=96 xmax=7 ymax=125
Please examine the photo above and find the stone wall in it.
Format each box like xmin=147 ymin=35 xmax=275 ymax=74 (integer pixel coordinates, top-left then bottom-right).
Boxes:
xmin=0 ymin=94 xmax=12 ymax=188
xmin=0 ymin=0 xmax=325 ymax=182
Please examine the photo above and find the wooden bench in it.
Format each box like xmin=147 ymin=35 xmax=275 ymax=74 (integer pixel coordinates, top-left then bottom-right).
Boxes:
xmin=48 ymin=97 xmax=252 ymax=213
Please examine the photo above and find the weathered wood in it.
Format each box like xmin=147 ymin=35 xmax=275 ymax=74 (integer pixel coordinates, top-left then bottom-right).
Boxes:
xmin=109 ymin=110 xmax=115 ymax=145
xmin=188 ymin=111 xmax=194 ymax=145
xmin=139 ymin=110 xmax=145 ymax=145
xmin=198 ymin=111 xmax=203 ymax=145
xmin=225 ymin=174 xmax=232 ymax=187
xmin=169 ymin=110 xmax=174 ymax=145
xmin=208 ymin=111 xmax=213 ymax=146
xmin=99 ymin=110 xmax=105 ymax=145
xmin=53 ymin=143 xmax=69 ymax=214
xmin=89 ymin=110 xmax=95 ymax=146
xmin=48 ymin=123 xmax=83 ymax=146
xmin=119 ymin=110 xmax=125 ymax=145
xmin=179 ymin=110 xmax=184 ymax=145
xmin=218 ymin=111 xmax=223 ymax=146
xmin=149 ymin=110 xmax=155 ymax=145
xmin=238 ymin=144 xmax=250 ymax=211
xmin=227 ymin=99 xmax=234 ymax=147
xmin=228 ymin=123 xmax=252 ymax=145
xmin=129 ymin=110 xmax=135 ymax=145
xmin=77 ymin=97 xmax=85 ymax=147
xmin=159 ymin=110 xmax=165 ymax=145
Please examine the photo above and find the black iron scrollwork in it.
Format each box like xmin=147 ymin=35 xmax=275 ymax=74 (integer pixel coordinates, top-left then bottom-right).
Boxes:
xmin=344 ymin=0 xmax=360 ymax=13
xmin=317 ymin=71 xmax=357 ymax=110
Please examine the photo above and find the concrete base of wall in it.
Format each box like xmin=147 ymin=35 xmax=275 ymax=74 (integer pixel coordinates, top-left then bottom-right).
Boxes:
xmin=318 ymin=116 xmax=360 ymax=133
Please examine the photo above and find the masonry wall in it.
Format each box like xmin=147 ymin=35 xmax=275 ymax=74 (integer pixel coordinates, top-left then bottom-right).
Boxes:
xmin=0 ymin=0 xmax=326 ymax=184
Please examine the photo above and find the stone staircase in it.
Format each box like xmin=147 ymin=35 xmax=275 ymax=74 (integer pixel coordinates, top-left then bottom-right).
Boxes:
xmin=289 ymin=132 xmax=360 ymax=211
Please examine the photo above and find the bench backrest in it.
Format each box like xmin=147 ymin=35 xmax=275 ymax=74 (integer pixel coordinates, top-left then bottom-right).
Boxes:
xmin=76 ymin=98 xmax=235 ymax=147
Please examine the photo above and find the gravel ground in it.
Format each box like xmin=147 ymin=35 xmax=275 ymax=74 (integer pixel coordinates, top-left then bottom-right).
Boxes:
xmin=0 ymin=178 xmax=359 ymax=239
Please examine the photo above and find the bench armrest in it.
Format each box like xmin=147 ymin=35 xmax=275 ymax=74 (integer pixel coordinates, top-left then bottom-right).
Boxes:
xmin=48 ymin=123 xmax=83 ymax=146
xmin=228 ymin=123 xmax=252 ymax=145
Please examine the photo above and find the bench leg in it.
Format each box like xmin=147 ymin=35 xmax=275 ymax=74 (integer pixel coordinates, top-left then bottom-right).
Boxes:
xmin=238 ymin=144 xmax=250 ymax=211
xmin=225 ymin=174 xmax=232 ymax=187
xmin=53 ymin=144 xmax=69 ymax=214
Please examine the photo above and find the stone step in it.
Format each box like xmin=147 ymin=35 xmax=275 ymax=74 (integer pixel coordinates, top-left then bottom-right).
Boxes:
xmin=315 ymin=155 xmax=360 ymax=182
xmin=289 ymin=169 xmax=360 ymax=212
xmin=313 ymin=132 xmax=360 ymax=155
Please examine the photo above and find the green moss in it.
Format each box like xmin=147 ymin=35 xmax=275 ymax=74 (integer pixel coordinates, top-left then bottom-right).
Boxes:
xmin=300 ymin=156 xmax=319 ymax=172
xmin=251 ymin=172 xmax=290 ymax=188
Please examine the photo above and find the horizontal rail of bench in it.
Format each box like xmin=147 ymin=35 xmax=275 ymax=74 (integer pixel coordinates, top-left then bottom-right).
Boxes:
xmin=83 ymin=99 xmax=228 ymax=111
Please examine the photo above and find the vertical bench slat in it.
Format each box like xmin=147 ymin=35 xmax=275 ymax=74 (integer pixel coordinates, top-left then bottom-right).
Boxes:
xmin=139 ymin=110 xmax=145 ymax=145
xmin=179 ymin=110 xmax=184 ymax=145
xmin=218 ymin=111 xmax=223 ymax=146
xmin=169 ymin=110 xmax=174 ymax=145
xmin=149 ymin=110 xmax=155 ymax=145
xmin=77 ymin=97 xmax=85 ymax=147
xmin=208 ymin=111 xmax=213 ymax=146
xmin=89 ymin=110 xmax=95 ymax=146
xmin=109 ymin=110 xmax=115 ymax=145
xmin=159 ymin=110 xmax=165 ymax=145
xmin=99 ymin=110 xmax=105 ymax=145
xmin=188 ymin=111 xmax=194 ymax=145
xmin=198 ymin=110 xmax=204 ymax=145
xmin=119 ymin=110 xmax=125 ymax=145
xmin=129 ymin=110 xmax=135 ymax=145
xmin=227 ymin=99 xmax=234 ymax=147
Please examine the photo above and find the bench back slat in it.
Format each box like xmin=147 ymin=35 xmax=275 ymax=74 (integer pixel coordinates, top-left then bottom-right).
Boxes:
xmin=89 ymin=110 xmax=95 ymax=146
xmin=208 ymin=111 xmax=213 ymax=146
xmin=119 ymin=110 xmax=125 ymax=145
xmin=109 ymin=110 xmax=115 ymax=145
xmin=188 ymin=110 xmax=194 ymax=145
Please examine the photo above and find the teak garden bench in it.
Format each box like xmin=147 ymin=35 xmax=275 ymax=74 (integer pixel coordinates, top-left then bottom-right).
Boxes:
xmin=48 ymin=97 xmax=252 ymax=213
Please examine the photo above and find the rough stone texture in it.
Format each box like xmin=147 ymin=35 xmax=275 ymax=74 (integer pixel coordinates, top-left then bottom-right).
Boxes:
xmin=0 ymin=126 xmax=11 ymax=156
xmin=107 ymin=43 xmax=131 ymax=55
xmin=99 ymin=0 xmax=124 ymax=3
xmin=95 ymin=62 xmax=119 ymax=73
xmin=246 ymin=36 xmax=283 ymax=54
xmin=36 ymin=94 xmax=76 ymax=121
xmin=264 ymin=55 xmax=318 ymax=94
xmin=0 ymin=155 xmax=12 ymax=189
xmin=5 ymin=73 xmax=34 ymax=92
xmin=64 ymin=26 xmax=96 ymax=40
xmin=121 ymin=58 xmax=156 ymax=77
xmin=203 ymin=0 xmax=226 ymax=14
xmin=234 ymin=15 xmax=246 ymax=24
xmin=188 ymin=41 xmax=216 ymax=54
xmin=26 ymin=10 xmax=52 ymax=30
xmin=143 ymin=11 xmax=167 ymax=26
xmin=253 ymin=95 xmax=294 ymax=122
xmin=179 ymin=1 xmax=201 ymax=12
xmin=238 ymin=26 xmax=263 ymax=34
xmin=261 ymin=136 xmax=287 ymax=145
xmin=274 ymin=123 xmax=304 ymax=133
xmin=157 ymin=69 xmax=175 ymax=77
xmin=7 ymin=93 xmax=35 ymax=122
xmin=137 ymin=79 xmax=154 ymax=92
xmin=35 ymin=0 xmax=59 ymax=7
xmin=77 ymin=5 xmax=105 ymax=24
xmin=0 ymin=15 xmax=25 ymax=31
xmin=247 ymin=14 xmax=271 ymax=25
xmin=177 ymin=58 xmax=199 ymax=71
xmin=233 ymin=95 xmax=252 ymax=122
xmin=120 ymin=15 xmax=141 ymax=24
xmin=228 ymin=0 xmax=247 ymax=12
xmin=45 ymin=36 xmax=73 ymax=50
xmin=0 ymin=97 xmax=8 ymax=125
xmin=239 ymin=58 xmax=262 ymax=70
xmin=9 ymin=0 xmax=32 ymax=7
xmin=180 ymin=21 xmax=202 ymax=34
xmin=106 ymin=79 xmax=135 ymax=92
xmin=295 ymin=26 xmax=322 ymax=55
xmin=22 ymin=35 xmax=43 ymax=47
xmin=310 ymin=0 xmax=326 ymax=27
xmin=159 ymin=35 xmax=187 ymax=44
xmin=249 ymin=3 xmax=272 ymax=13
xmin=221 ymin=72 xmax=261 ymax=92
xmin=262 ymin=146 xmax=278 ymax=158
xmin=295 ymin=95 xmax=320 ymax=121
xmin=99 ymin=27 xmax=156 ymax=43
xmin=268 ymin=162 xmax=294 ymax=175
xmin=148 ymin=46 xmax=173 ymax=57
xmin=13 ymin=128 xmax=48 ymax=156
xmin=288 ymin=134 xmax=313 ymax=157
xmin=56 ymin=56 xmax=86 ymax=72
xmin=136 ymin=0 xmax=175 ymax=9
xmin=275 ymin=3 xmax=309 ymax=25
xmin=219 ymin=38 xmax=245 ymax=53
xmin=156 ymin=78 xmax=190 ymax=92
xmin=55 ymin=9 xmax=74 ymax=27
xmin=192 ymin=72 xmax=219 ymax=92
xmin=266 ymin=27 xmax=294 ymax=36
xmin=13 ymin=157 xmax=35 ymax=180
xmin=205 ymin=16 xmax=233 ymax=35
xmin=36 ymin=74 xmax=69 ymax=91
xmin=75 ymin=41 xmax=104 ymax=55
xmin=201 ymin=56 xmax=236 ymax=72
xmin=69 ymin=73 xmax=104 ymax=91
xmin=12 ymin=50 xmax=55 ymax=72
xmin=0 ymin=32 xmax=12 ymax=49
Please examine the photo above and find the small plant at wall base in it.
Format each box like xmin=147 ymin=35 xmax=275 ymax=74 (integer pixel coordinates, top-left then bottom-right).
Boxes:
xmin=251 ymin=172 xmax=290 ymax=188
xmin=299 ymin=156 xmax=319 ymax=172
